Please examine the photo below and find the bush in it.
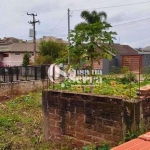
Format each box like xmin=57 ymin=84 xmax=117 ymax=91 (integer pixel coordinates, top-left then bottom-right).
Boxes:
xmin=120 ymin=72 xmax=137 ymax=84
xmin=83 ymin=143 xmax=110 ymax=150
xmin=142 ymin=66 xmax=150 ymax=81
xmin=121 ymin=66 xmax=129 ymax=74
xmin=110 ymin=66 xmax=121 ymax=74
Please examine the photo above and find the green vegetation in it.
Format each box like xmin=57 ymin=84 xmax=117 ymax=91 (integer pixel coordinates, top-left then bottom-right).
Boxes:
xmin=22 ymin=52 xmax=31 ymax=66
xmin=51 ymin=72 xmax=150 ymax=99
xmin=36 ymin=40 xmax=67 ymax=65
xmin=56 ymin=10 xmax=117 ymax=93
xmin=0 ymin=92 xmax=49 ymax=149
xmin=83 ymin=143 xmax=110 ymax=150
xmin=0 ymin=92 xmax=112 ymax=149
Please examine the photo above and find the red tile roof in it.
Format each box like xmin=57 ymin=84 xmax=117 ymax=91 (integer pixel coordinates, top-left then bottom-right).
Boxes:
xmin=111 ymin=132 xmax=150 ymax=150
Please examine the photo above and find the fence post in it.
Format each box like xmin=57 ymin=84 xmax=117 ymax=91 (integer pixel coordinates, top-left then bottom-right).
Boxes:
xmin=3 ymin=67 xmax=5 ymax=82
xmin=16 ymin=67 xmax=19 ymax=81
xmin=8 ymin=67 xmax=13 ymax=83
xmin=41 ymin=65 xmax=46 ymax=80
xmin=34 ymin=66 xmax=37 ymax=80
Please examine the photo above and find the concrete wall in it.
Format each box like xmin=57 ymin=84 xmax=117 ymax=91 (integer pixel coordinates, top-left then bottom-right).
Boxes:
xmin=0 ymin=79 xmax=50 ymax=98
xmin=115 ymin=55 xmax=122 ymax=68
xmin=102 ymin=56 xmax=120 ymax=74
xmin=102 ymin=59 xmax=110 ymax=74
xmin=142 ymin=54 xmax=150 ymax=68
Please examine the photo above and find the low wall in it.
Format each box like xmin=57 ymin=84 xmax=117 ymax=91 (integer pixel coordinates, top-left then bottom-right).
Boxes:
xmin=42 ymin=91 xmax=150 ymax=148
xmin=0 ymin=80 xmax=50 ymax=98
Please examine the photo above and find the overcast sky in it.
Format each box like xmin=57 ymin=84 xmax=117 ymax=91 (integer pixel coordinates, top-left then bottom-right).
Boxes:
xmin=0 ymin=0 xmax=149 ymax=48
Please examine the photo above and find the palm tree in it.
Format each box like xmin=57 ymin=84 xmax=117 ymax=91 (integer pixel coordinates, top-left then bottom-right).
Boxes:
xmin=75 ymin=10 xmax=107 ymax=29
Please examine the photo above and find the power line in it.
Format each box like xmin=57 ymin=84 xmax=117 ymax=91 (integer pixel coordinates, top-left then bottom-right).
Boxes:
xmin=0 ymin=15 xmax=26 ymax=30
xmin=72 ymin=0 xmax=150 ymax=11
xmin=0 ymin=14 xmax=25 ymax=27
xmin=112 ymin=17 xmax=150 ymax=27
xmin=48 ymin=13 xmax=67 ymax=32
xmin=108 ymin=8 xmax=150 ymax=23
xmin=32 ymin=0 xmax=110 ymax=14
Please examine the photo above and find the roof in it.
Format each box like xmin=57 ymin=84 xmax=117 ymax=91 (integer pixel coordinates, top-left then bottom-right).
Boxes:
xmin=0 ymin=43 xmax=39 ymax=52
xmin=111 ymin=132 xmax=150 ymax=150
xmin=110 ymin=44 xmax=138 ymax=55
xmin=9 ymin=43 xmax=38 ymax=52
xmin=97 ymin=43 xmax=138 ymax=55
xmin=142 ymin=46 xmax=150 ymax=52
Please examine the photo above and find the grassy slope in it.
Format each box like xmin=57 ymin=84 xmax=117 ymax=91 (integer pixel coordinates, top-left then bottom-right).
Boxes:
xmin=0 ymin=92 xmax=53 ymax=150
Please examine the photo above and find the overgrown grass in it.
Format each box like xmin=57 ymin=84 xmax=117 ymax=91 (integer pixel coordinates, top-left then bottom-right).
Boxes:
xmin=0 ymin=92 xmax=111 ymax=150
xmin=0 ymin=92 xmax=52 ymax=149
xmin=50 ymin=73 xmax=148 ymax=99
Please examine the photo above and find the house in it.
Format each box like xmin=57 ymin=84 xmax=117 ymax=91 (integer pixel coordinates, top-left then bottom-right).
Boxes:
xmin=0 ymin=43 xmax=36 ymax=66
xmin=91 ymin=43 xmax=141 ymax=74
xmin=0 ymin=36 xmax=67 ymax=66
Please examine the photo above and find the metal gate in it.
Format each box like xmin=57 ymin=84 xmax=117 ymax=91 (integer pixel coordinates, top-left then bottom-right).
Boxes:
xmin=122 ymin=55 xmax=142 ymax=73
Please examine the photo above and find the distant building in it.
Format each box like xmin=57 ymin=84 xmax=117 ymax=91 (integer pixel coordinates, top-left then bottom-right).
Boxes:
xmin=27 ymin=35 xmax=67 ymax=44
xmin=0 ymin=43 xmax=36 ymax=66
xmin=0 ymin=36 xmax=67 ymax=66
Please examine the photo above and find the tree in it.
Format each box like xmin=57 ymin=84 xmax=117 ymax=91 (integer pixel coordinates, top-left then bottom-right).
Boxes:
xmin=36 ymin=40 xmax=67 ymax=65
xmin=75 ymin=10 xmax=107 ymax=29
xmin=57 ymin=11 xmax=117 ymax=92
xmin=22 ymin=52 xmax=31 ymax=66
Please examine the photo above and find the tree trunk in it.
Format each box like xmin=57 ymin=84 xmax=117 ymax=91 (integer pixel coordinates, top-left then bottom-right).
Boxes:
xmin=90 ymin=57 xmax=93 ymax=93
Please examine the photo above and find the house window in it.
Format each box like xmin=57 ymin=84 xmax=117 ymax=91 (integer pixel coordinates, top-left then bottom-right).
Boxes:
xmin=3 ymin=54 xmax=9 ymax=57
xmin=14 ymin=53 xmax=20 ymax=55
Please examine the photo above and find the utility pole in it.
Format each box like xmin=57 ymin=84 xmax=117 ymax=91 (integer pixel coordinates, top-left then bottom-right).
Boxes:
xmin=68 ymin=8 xmax=71 ymax=64
xmin=27 ymin=12 xmax=40 ymax=61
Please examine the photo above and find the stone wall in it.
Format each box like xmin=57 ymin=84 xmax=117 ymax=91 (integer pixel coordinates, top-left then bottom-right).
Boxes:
xmin=0 ymin=80 xmax=50 ymax=98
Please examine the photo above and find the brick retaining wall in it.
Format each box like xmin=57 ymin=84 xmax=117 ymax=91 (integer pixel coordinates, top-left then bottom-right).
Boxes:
xmin=42 ymin=91 xmax=150 ymax=148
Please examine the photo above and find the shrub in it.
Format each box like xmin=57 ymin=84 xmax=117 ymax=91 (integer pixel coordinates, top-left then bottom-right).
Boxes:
xmin=142 ymin=66 xmax=150 ymax=81
xmin=120 ymin=72 xmax=136 ymax=84
xmin=121 ymin=66 xmax=129 ymax=74
xmin=110 ymin=66 xmax=121 ymax=74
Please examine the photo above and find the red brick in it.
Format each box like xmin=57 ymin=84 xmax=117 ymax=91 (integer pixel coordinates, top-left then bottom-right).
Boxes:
xmin=49 ymin=119 xmax=56 ymax=126
xmin=113 ymin=122 xmax=122 ymax=128
xmin=66 ymin=118 xmax=76 ymax=126
xmin=72 ymin=138 xmax=84 ymax=148
xmin=50 ymin=125 xmax=62 ymax=135
xmin=92 ymin=136 xmax=104 ymax=144
xmin=103 ymin=134 xmax=121 ymax=142
xmin=86 ymin=129 xmax=103 ymax=138
xmin=75 ymin=126 xmax=86 ymax=133
xmin=75 ymin=132 xmax=85 ymax=141
xmin=66 ymin=130 xmax=76 ymax=137
xmin=113 ymin=129 xmax=122 ymax=137
xmin=50 ymin=114 xmax=61 ymax=120
xmin=49 ymin=108 xmax=56 ymax=114
xmin=76 ymin=114 xmax=85 ymax=125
